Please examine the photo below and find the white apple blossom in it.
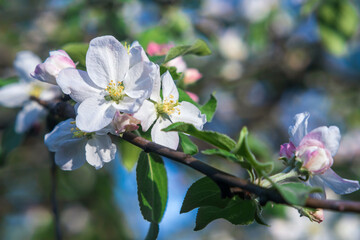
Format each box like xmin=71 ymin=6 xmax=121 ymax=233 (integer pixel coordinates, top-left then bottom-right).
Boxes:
xmin=134 ymin=71 xmax=206 ymax=150
xmin=45 ymin=118 xmax=117 ymax=170
xmin=56 ymin=35 xmax=154 ymax=133
xmin=0 ymin=51 xmax=61 ymax=133
xmin=280 ymin=112 xmax=360 ymax=198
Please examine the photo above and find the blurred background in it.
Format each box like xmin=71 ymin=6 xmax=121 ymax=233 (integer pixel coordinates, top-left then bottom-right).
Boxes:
xmin=1 ymin=0 xmax=360 ymax=239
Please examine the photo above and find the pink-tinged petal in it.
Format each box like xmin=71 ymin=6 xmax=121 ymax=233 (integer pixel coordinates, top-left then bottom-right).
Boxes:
xmin=86 ymin=36 xmax=129 ymax=88
xmin=301 ymin=126 xmax=341 ymax=156
xmin=320 ymin=168 xmax=360 ymax=195
xmin=146 ymin=42 xmax=174 ymax=56
xmin=55 ymin=140 xmax=87 ymax=171
xmin=166 ymin=56 xmax=187 ymax=72
xmin=152 ymin=117 xmax=179 ymax=150
xmin=0 ymin=82 xmax=31 ymax=107
xmin=129 ymin=41 xmax=150 ymax=67
xmin=15 ymin=101 xmax=47 ymax=133
xmin=186 ymin=91 xmax=199 ymax=103
xmin=57 ymin=69 xmax=102 ymax=102
xmin=162 ymin=71 xmax=179 ymax=100
xmin=133 ymin=100 xmax=157 ymax=132
xmin=279 ymin=142 xmax=296 ymax=159
xmin=300 ymin=147 xmax=333 ymax=174
xmin=85 ymin=135 xmax=117 ymax=169
xmin=184 ymin=68 xmax=202 ymax=85
xmin=289 ymin=112 xmax=310 ymax=146
xmin=13 ymin=51 xmax=42 ymax=83
xmin=76 ymin=98 xmax=116 ymax=132
xmin=169 ymin=101 xmax=206 ymax=130
xmin=112 ymin=112 xmax=140 ymax=134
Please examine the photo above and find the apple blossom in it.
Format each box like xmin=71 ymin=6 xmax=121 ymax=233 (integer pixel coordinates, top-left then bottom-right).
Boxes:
xmin=147 ymin=42 xmax=174 ymax=56
xmin=0 ymin=51 xmax=62 ymax=133
xmin=31 ymin=49 xmax=76 ymax=84
xmin=56 ymin=35 xmax=155 ymax=132
xmin=134 ymin=71 xmax=206 ymax=150
xmin=45 ymin=119 xmax=117 ymax=170
xmin=111 ymin=111 xmax=140 ymax=134
xmin=280 ymin=112 xmax=360 ymax=198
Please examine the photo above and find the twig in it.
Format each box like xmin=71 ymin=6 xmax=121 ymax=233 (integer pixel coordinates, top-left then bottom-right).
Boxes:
xmin=50 ymin=152 xmax=62 ymax=240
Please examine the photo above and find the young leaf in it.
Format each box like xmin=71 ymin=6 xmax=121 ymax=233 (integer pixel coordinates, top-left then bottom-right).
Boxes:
xmin=145 ymin=223 xmax=159 ymax=240
xmin=119 ymin=140 xmax=142 ymax=171
xmin=199 ymin=93 xmax=217 ymax=122
xmin=160 ymin=65 xmax=183 ymax=81
xmin=234 ymin=127 xmax=273 ymax=176
xmin=201 ymin=149 xmax=239 ymax=163
xmin=164 ymin=39 xmax=211 ymax=63
xmin=62 ymin=43 xmax=89 ymax=70
xmin=136 ymin=152 xmax=168 ymax=223
xmin=276 ymin=182 xmax=322 ymax=206
xmin=195 ymin=198 xmax=256 ymax=231
xmin=179 ymin=133 xmax=198 ymax=155
xmin=181 ymin=177 xmax=230 ymax=214
xmin=163 ymin=122 xmax=236 ymax=151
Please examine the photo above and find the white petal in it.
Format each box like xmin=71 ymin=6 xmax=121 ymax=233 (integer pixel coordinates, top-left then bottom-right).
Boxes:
xmin=129 ymin=41 xmax=150 ymax=67
xmin=301 ymin=126 xmax=341 ymax=156
xmin=289 ymin=112 xmax=310 ymax=146
xmin=150 ymin=64 xmax=161 ymax=102
xmin=39 ymin=85 xmax=62 ymax=101
xmin=57 ymin=69 xmax=102 ymax=102
xmin=320 ymin=168 xmax=360 ymax=195
xmin=151 ymin=117 xmax=179 ymax=150
xmin=85 ymin=135 xmax=117 ymax=169
xmin=45 ymin=119 xmax=77 ymax=151
xmin=161 ymin=71 xmax=178 ymax=100
xmin=15 ymin=101 xmax=46 ymax=133
xmin=14 ymin=51 xmax=42 ymax=83
xmin=123 ymin=61 xmax=153 ymax=101
xmin=170 ymin=101 xmax=206 ymax=130
xmin=0 ymin=82 xmax=31 ymax=107
xmin=76 ymin=98 xmax=116 ymax=132
xmin=86 ymin=36 xmax=129 ymax=88
xmin=55 ymin=140 xmax=87 ymax=171
xmin=133 ymin=100 xmax=157 ymax=132
xmin=112 ymin=96 xmax=141 ymax=113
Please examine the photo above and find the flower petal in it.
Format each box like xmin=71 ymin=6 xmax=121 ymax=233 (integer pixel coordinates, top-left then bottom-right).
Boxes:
xmin=320 ymin=168 xmax=360 ymax=195
xmin=306 ymin=175 xmax=326 ymax=199
xmin=301 ymin=126 xmax=341 ymax=156
xmin=57 ymin=69 xmax=102 ymax=102
xmin=0 ymin=82 xmax=31 ymax=107
xmin=15 ymin=101 xmax=46 ymax=133
xmin=161 ymin=71 xmax=179 ymax=100
xmin=55 ymin=140 xmax=87 ymax=171
xmin=151 ymin=117 xmax=179 ymax=150
xmin=13 ymin=51 xmax=42 ymax=83
xmin=85 ymin=135 xmax=117 ymax=169
xmin=129 ymin=41 xmax=150 ymax=68
xmin=150 ymin=64 xmax=161 ymax=102
xmin=170 ymin=101 xmax=206 ymax=130
xmin=133 ymin=100 xmax=157 ymax=132
xmin=45 ymin=119 xmax=78 ymax=151
xmin=289 ymin=112 xmax=310 ymax=146
xmin=76 ymin=98 xmax=116 ymax=132
xmin=86 ymin=36 xmax=129 ymax=88
xmin=39 ymin=85 xmax=62 ymax=101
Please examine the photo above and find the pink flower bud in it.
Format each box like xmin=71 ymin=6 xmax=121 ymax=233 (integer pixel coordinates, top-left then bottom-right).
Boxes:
xmin=184 ymin=68 xmax=202 ymax=85
xmin=309 ymin=209 xmax=324 ymax=223
xmin=279 ymin=142 xmax=296 ymax=159
xmin=186 ymin=91 xmax=199 ymax=103
xmin=113 ymin=112 xmax=141 ymax=134
xmin=296 ymin=139 xmax=333 ymax=174
xmin=146 ymin=42 xmax=174 ymax=56
xmin=31 ymin=50 xmax=76 ymax=84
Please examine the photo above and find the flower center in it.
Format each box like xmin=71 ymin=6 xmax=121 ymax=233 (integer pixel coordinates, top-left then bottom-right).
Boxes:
xmin=104 ymin=80 xmax=125 ymax=103
xmin=70 ymin=121 xmax=94 ymax=139
xmin=156 ymin=95 xmax=180 ymax=116
xmin=29 ymin=84 xmax=44 ymax=98
xmin=124 ymin=42 xmax=131 ymax=54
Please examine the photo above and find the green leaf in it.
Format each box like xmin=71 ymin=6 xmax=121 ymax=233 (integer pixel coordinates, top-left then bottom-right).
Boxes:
xmin=276 ymin=183 xmax=322 ymax=206
xmin=178 ymin=88 xmax=200 ymax=108
xmin=201 ymin=148 xmax=239 ymax=163
xmin=145 ymin=223 xmax=159 ymax=240
xmin=0 ymin=77 xmax=17 ymax=87
xmin=160 ymin=65 xmax=183 ymax=81
xmin=195 ymin=198 xmax=256 ymax=231
xmin=254 ymin=204 xmax=269 ymax=226
xmin=62 ymin=43 xmax=89 ymax=70
xmin=163 ymin=122 xmax=236 ymax=151
xmin=199 ymin=93 xmax=217 ymax=122
xmin=181 ymin=177 xmax=230 ymax=214
xmin=0 ymin=124 xmax=25 ymax=165
xmin=318 ymin=24 xmax=347 ymax=56
xmin=179 ymin=133 xmax=198 ymax=155
xmin=148 ymin=55 xmax=165 ymax=65
xmin=164 ymin=39 xmax=211 ymax=63
xmin=136 ymin=152 xmax=168 ymax=223
xmin=118 ymin=140 xmax=142 ymax=171
xmin=234 ymin=127 xmax=274 ymax=176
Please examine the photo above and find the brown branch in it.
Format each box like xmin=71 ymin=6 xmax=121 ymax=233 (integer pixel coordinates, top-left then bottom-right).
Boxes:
xmin=35 ymin=98 xmax=360 ymax=213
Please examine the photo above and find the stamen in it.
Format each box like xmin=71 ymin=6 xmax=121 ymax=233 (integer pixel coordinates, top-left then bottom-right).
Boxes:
xmin=29 ymin=84 xmax=44 ymax=98
xmin=104 ymin=80 xmax=125 ymax=103
xmin=156 ymin=96 xmax=180 ymax=116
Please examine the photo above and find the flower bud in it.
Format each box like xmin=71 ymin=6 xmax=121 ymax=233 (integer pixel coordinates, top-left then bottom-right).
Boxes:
xmin=309 ymin=209 xmax=324 ymax=223
xmin=279 ymin=142 xmax=296 ymax=159
xmin=184 ymin=68 xmax=202 ymax=85
xmin=146 ymin=42 xmax=174 ymax=56
xmin=113 ymin=112 xmax=140 ymax=134
xmin=296 ymin=139 xmax=333 ymax=174
xmin=31 ymin=50 xmax=76 ymax=84
xmin=186 ymin=91 xmax=199 ymax=103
